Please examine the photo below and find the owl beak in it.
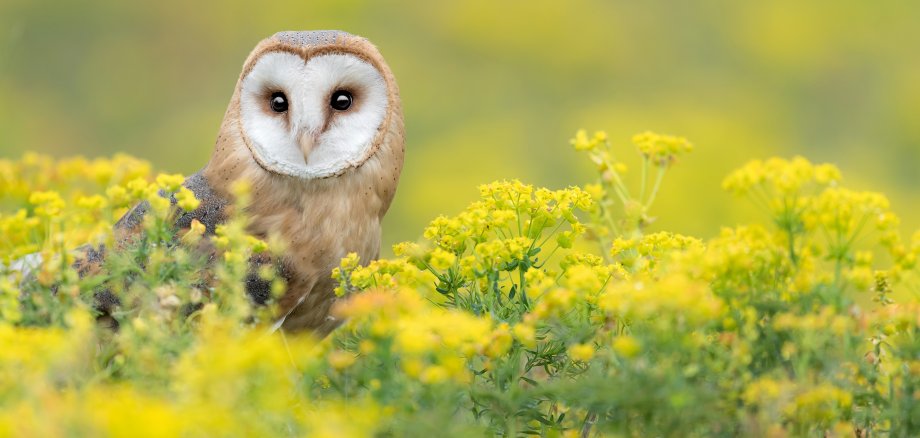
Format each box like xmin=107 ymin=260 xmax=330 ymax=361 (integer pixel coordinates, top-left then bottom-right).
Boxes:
xmin=298 ymin=131 xmax=316 ymax=162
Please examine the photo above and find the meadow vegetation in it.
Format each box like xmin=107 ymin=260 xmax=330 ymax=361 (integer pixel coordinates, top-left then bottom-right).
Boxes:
xmin=1 ymin=132 xmax=919 ymax=436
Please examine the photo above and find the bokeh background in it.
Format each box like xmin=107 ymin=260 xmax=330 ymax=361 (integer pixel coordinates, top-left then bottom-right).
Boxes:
xmin=2 ymin=1 xmax=919 ymax=250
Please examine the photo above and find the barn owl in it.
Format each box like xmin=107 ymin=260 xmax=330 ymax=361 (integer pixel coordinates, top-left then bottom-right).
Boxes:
xmin=110 ymin=30 xmax=405 ymax=334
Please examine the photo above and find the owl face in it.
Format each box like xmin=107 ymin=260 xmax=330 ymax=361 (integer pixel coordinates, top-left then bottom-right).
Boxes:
xmin=238 ymin=41 xmax=390 ymax=179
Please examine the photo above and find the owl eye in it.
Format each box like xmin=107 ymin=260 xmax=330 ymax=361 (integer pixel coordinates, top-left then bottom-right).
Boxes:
xmin=330 ymin=90 xmax=353 ymax=111
xmin=269 ymin=92 xmax=288 ymax=113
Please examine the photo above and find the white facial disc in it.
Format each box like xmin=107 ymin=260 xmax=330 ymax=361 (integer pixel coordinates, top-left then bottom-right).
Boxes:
xmin=240 ymin=52 xmax=388 ymax=178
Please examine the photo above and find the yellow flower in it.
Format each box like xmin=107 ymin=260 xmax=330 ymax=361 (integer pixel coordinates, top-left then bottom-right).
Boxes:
xmin=632 ymin=131 xmax=693 ymax=165
xmin=223 ymin=250 xmax=244 ymax=264
xmin=245 ymin=236 xmax=269 ymax=253
xmin=570 ymin=129 xmax=607 ymax=151
xmin=483 ymin=323 xmax=513 ymax=358
xmin=396 ymin=327 xmax=438 ymax=355
xmin=182 ymin=219 xmax=207 ymax=243
xmin=0 ymin=278 xmax=22 ymax=323
xmin=76 ymin=194 xmax=107 ymax=211
xmin=88 ymin=158 xmax=116 ymax=185
xmin=583 ymin=183 xmax=605 ymax=202
xmin=845 ymin=266 xmax=874 ymax=290
xmin=106 ymin=185 xmax=131 ymax=207
xmin=148 ymin=194 xmax=171 ymax=217
xmin=126 ymin=177 xmax=156 ymax=199
xmin=722 ymin=156 xmax=838 ymax=196
xmin=742 ymin=377 xmax=786 ymax=406
xmin=328 ymin=350 xmax=356 ymax=370
xmin=401 ymin=357 xmax=424 ymax=378
xmin=340 ymin=252 xmax=361 ymax=270
xmin=568 ymin=343 xmax=595 ymax=362
xmin=175 ymin=187 xmax=200 ymax=212
xmin=612 ymin=335 xmax=641 ymax=358
xmin=512 ymin=323 xmax=537 ymax=348
xmin=420 ymin=365 xmax=450 ymax=384
xmin=358 ymin=340 xmax=376 ymax=355
xmin=814 ymin=163 xmax=842 ymax=185
xmin=392 ymin=241 xmax=423 ymax=258
xmin=29 ymin=191 xmax=65 ymax=217
xmin=427 ymin=248 xmax=456 ymax=270
xmin=155 ymin=173 xmax=185 ymax=192
xmin=562 ymin=264 xmax=604 ymax=291
xmin=784 ymin=384 xmax=853 ymax=423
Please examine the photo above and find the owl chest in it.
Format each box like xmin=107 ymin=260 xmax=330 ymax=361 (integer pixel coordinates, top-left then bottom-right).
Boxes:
xmin=253 ymin=189 xmax=384 ymax=279
xmin=298 ymin=202 xmax=378 ymax=270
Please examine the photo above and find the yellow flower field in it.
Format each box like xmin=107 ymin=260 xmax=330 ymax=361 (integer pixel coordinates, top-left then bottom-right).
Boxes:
xmin=1 ymin=132 xmax=919 ymax=437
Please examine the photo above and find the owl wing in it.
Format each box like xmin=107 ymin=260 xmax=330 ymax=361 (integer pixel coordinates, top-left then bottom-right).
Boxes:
xmin=67 ymin=171 xmax=283 ymax=327
xmin=117 ymin=171 xmax=280 ymax=303
xmin=112 ymin=171 xmax=230 ymax=241
xmin=72 ymin=170 xmax=233 ymax=291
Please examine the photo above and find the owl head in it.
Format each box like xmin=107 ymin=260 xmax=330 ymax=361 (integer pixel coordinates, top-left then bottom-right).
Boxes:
xmin=218 ymin=30 xmax=403 ymax=181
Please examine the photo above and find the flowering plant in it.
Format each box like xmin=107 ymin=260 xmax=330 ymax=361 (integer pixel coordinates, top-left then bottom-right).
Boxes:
xmin=1 ymin=132 xmax=919 ymax=436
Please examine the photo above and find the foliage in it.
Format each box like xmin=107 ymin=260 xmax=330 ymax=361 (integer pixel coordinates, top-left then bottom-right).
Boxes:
xmin=2 ymin=133 xmax=920 ymax=437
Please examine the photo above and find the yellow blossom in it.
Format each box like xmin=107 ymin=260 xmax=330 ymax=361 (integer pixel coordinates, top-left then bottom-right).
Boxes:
xmin=147 ymin=194 xmax=171 ymax=217
xmin=612 ymin=335 xmax=641 ymax=358
xmin=126 ymin=178 xmax=156 ymax=199
xmin=512 ymin=323 xmax=537 ymax=349
xmin=483 ymin=323 xmax=513 ymax=358
xmin=175 ymin=187 xmax=200 ymax=212
xmin=570 ymin=129 xmax=607 ymax=151
xmin=784 ymin=384 xmax=852 ymax=423
xmin=75 ymin=194 xmax=107 ymax=211
xmin=328 ymin=350 xmax=356 ymax=370
xmin=182 ymin=219 xmax=207 ymax=243
xmin=29 ymin=191 xmax=65 ymax=217
xmin=427 ymin=248 xmax=456 ymax=270
xmin=568 ymin=343 xmax=595 ymax=362
xmin=632 ymin=131 xmax=693 ymax=165
xmin=420 ymin=365 xmax=450 ymax=384
xmin=155 ymin=173 xmax=185 ymax=192
xmin=105 ymin=185 xmax=131 ymax=207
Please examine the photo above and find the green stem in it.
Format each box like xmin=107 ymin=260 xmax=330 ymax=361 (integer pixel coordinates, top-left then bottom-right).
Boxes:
xmin=644 ymin=166 xmax=667 ymax=209
xmin=518 ymin=266 xmax=528 ymax=307
xmin=786 ymin=228 xmax=798 ymax=266
xmin=505 ymin=416 xmax=517 ymax=437
xmin=598 ymin=153 xmax=631 ymax=203
xmin=639 ymin=156 xmax=649 ymax=203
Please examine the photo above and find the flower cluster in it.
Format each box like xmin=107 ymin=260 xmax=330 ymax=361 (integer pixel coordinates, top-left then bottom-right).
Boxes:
xmin=1 ymin=154 xmax=155 ymax=261
xmin=569 ymin=129 xmax=608 ymax=151
xmin=631 ymin=131 xmax=694 ymax=165
xmin=722 ymin=156 xmax=841 ymax=196
xmin=571 ymin=131 xmax=691 ymax=256
xmin=723 ymin=156 xmax=920 ymax=290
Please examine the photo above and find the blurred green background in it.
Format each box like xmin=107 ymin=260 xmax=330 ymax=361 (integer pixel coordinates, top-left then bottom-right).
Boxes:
xmin=2 ymin=1 xmax=919 ymax=250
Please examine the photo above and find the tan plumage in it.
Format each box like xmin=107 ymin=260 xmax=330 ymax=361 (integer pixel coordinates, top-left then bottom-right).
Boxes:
xmin=112 ymin=30 xmax=405 ymax=334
